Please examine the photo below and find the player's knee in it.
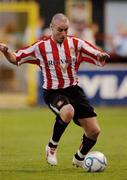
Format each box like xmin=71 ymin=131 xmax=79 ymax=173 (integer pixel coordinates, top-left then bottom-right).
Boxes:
xmin=88 ymin=127 xmax=101 ymax=140
xmin=60 ymin=104 xmax=74 ymax=123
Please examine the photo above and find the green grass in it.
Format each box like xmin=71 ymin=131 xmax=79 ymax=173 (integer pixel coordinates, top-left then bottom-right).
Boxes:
xmin=0 ymin=107 xmax=127 ymax=180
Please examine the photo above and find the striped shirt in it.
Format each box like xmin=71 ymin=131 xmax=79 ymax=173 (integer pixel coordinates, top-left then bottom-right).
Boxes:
xmin=15 ymin=36 xmax=105 ymax=90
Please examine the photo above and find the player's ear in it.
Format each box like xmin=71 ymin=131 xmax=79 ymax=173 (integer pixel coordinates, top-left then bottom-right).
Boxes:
xmin=50 ymin=23 xmax=53 ymax=30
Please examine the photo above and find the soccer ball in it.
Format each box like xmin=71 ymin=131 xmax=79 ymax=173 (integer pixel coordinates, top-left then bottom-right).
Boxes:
xmin=84 ymin=151 xmax=107 ymax=172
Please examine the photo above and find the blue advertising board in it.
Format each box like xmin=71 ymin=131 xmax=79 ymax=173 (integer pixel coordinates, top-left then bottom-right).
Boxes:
xmin=78 ymin=69 xmax=127 ymax=105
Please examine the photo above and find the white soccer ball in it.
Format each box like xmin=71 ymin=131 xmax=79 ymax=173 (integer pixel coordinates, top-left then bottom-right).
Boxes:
xmin=84 ymin=151 xmax=107 ymax=172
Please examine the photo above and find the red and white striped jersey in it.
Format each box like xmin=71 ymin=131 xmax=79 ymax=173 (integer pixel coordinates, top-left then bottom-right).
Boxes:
xmin=15 ymin=36 xmax=105 ymax=90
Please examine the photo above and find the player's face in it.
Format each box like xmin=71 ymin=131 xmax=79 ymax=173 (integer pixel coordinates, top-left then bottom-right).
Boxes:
xmin=51 ymin=21 xmax=69 ymax=43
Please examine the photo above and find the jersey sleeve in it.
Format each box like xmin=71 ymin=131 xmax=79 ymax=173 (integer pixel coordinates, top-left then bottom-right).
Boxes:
xmin=14 ymin=42 xmax=40 ymax=66
xmin=79 ymin=39 xmax=106 ymax=66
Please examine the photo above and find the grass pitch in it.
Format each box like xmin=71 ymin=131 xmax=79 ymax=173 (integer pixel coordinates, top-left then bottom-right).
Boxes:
xmin=0 ymin=107 xmax=127 ymax=180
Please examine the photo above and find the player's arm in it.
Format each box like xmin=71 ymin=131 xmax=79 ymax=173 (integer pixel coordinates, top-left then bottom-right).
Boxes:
xmin=0 ymin=43 xmax=17 ymax=65
xmin=0 ymin=41 xmax=41 ymax=66
xmin=80 ymin=40 xmax=110 ymax=66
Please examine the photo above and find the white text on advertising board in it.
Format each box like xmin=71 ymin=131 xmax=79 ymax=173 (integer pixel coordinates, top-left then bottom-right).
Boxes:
xmin=79 ymin=75 xmax=127 ymax=99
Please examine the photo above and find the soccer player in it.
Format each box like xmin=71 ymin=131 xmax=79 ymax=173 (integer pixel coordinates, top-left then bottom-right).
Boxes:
xmin=0 ymin=13 xmax=109 ymax=167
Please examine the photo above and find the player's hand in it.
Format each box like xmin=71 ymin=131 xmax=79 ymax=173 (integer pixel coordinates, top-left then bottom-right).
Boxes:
xmin=97 ymin=52 xmax=110 ymax=62
xmin=0 ymin=43 xmax=9 ymax=54
xmin=0 ymin=43 xmax=16 ymax=64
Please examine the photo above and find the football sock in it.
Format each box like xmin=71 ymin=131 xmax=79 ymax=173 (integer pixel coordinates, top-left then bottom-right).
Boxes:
xmin=75 ymin=150 xmax=85 ymax=161
xmin=75 ymin=134 xmax=96 ymax=160
xmin=48 ymin=116 xmax=69 ymax=148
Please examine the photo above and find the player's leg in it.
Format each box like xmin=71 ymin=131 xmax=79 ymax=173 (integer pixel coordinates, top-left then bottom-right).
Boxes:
xmin=47 ymin=94 xmax=74 ymax=147
xmin=44 ymin=91 xmax=74 ymax=165
xmin=73 ymin=117 xmax=100 ymax=166
xmin=48 ymin=104 xmax=74 ymax=149
xmin=71 ymin=85 xmax=100 ymax=167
